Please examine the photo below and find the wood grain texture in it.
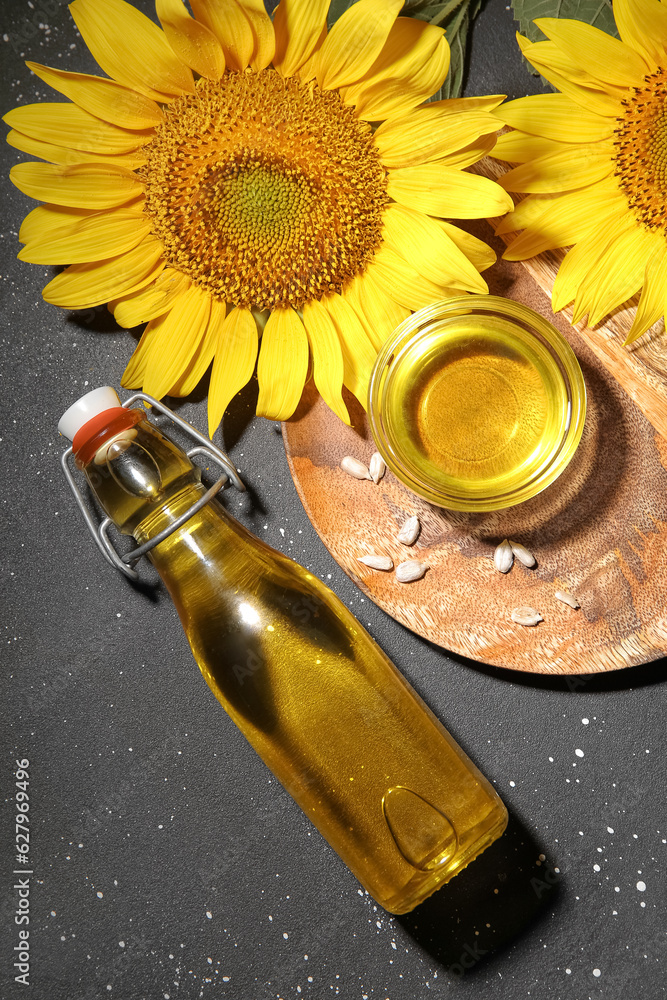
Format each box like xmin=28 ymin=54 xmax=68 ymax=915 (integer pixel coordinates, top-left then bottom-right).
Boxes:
xmin=283 ymin=231 xmax=667 ymax=674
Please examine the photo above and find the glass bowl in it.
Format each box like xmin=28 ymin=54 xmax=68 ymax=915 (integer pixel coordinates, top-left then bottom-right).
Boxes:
xmin=367 ymin=296 xmax=587 ymax=512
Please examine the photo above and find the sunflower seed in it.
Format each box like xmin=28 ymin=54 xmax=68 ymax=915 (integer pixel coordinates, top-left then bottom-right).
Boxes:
xmin=555 ymin=590 xmax=580 ymax=609
xmin=369 ymin=452 xmax=386 ymax=484
xmin=494 ymin=539 xmax=514 ymax=574
xmin=397 ymin=515 xmax=420 ymax=546
xmin=357 ymin=554 xmax=394 ymax=571
xmin=510 ymin=540 xmax=536 ymax=568
xmin=340 ymin=455 xmax=372 ymax=480
xmin=395 ymin=559 xmax=428 ymax=583
xmin=511 ymin=606 xmax=543 ymax=627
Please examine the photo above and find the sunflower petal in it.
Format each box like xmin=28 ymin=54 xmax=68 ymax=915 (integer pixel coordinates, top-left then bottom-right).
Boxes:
xmin=4 ymin=103 xmax=153 ymax=155
xmin=296 ymin=25 xmax=328 ymax=81
xmin=438 ymin=134 xmax=499 ymax=170
xmin=110 ymin=269 xmax=191 ymax=328
xmin=497 ymin=93 xmax=615 ymax=143
xmin=6 ymin=129 xmax=148 ymax=170
xmin=256 ymin=308 xmax=309 ymax=420
xmin=497 ymin=178 xmax=624 ymax=238
xmin=208 ymin=306 xmax=259 ymax=434
xmin=550 ymin=221 xmax=622 ymax=313
xmin=625 ymin=243 xmax=667 ymax=344
xmin=70 ymin=0 xmax=194 ymax=101
xmin=341 ymin=19 xmax=448 ymax=121
xmin=19 ymin=210 xmax=152 ymax=264
xmin=493 ymin=130 xmax=565 ymax=164
xmin=272 ymin=0 xmax=329 ymax=78
xmin=520 ymin=41 xmax=625 ymax=118
xmin=10 ymin=162 xmax=143 ymax=209
xmin=367 ymin=246 xmax=452 ymax=312
xmin=575 ymin=220 xmax=656 ymax=326
xmin=499 ymin=144 xmax=613 ymax=193
xmin=156 ymin=0 xmax=224 ymax=80
xmin=141 ymin=284 xmax=211 ymax=399
xmin=170 ymin=296 xmax=226 ymax=397
xmin=438 ymin=221 xmax=496 ymax=273
xmin=341 ymin=271 xmax=409 ymax=351
xmin=430 ymin=96 xmax=507 ymax=114
xmin=382 ymin=203 xmax=488 ymax=292
xmin=500 ymin=191 xmax=628 ymax=258
xmin=10 ymin=161 xmax=144 ymax=211
xmin=315 ymin=0 xmax=403 ymax=91
xmin=19 ymin=204 xmax=99 ymax=244
xmin=25 ymin=62 xmax=163 ymax=129
xmin=387 ymin=163 xmax=513 ymax=219
xmin=190 ymin=0 xmax=254 ymax=72
xmin=374 ymin=106 xmax=502 ymax=169
xmin=613 ymin=0 xmax=667 ymax=70
xmin=302 ymin=298 xmax=349 ymax=424
xmin=321 ymin=294 xmax=377 ymax=409
xmin=239 ymin=0 xmax=275 ymax=71
xmin=535 ymin=17 xmax=651 ymax=90
xmin=121 ymin=326 xmax=160 ymax=389
xmin=42 ymin=236 xmax=165 ymax=308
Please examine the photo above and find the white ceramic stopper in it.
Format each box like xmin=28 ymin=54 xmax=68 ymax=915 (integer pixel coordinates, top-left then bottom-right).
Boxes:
xmin=58 ymin=386 xmax=122 ymax=441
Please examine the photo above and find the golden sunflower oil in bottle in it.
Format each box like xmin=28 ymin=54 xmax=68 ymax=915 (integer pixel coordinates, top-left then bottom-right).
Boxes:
xmin=61 ymin=390 xmax=508 ymax=914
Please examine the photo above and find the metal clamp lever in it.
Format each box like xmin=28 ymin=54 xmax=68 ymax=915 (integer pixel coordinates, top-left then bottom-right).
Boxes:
xmin=60 ymin=392 xmax=245 ymax=582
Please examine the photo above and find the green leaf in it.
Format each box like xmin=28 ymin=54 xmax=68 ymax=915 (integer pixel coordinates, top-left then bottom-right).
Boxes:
xmin=400 ymin=0 xmax=468 ymax=26
xmin=511 ymin=0 xmax=618 ymax=43
xmin=425 ymin=0 xmax=482 ymax=100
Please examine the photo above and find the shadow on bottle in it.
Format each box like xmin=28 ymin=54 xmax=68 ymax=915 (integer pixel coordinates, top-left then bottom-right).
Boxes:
xmin=396 ymin=807 xmax=563 ymax=978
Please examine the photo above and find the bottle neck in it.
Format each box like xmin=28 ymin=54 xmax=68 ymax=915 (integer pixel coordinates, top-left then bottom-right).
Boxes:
xmin=82 ymin=415 xmax=200 ymax=536
xmin=133 ymin=479 xmax=212 ymax=546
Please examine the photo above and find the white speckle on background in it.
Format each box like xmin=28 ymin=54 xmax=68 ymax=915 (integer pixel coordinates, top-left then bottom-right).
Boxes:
xmin=582 ymin=718 xmax=589 ymax=725
xmin=206 ymin=910 xmax=212 ymax=919
xmin=637 ymin=881 xmax=646 ymax=892
xmin=607 ymin=827 xmax=614 ymax=834
xmin=575 ymin=748 xmax=584 ymax=758
xmin=593 ymin=968 xmax=601 ymax=978
xmin=96 ymin=892 xmax=103 ymax=898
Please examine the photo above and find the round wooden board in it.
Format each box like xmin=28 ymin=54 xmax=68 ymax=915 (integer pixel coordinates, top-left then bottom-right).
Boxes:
xmin=283 ymin=241 xmax=667 ymax=675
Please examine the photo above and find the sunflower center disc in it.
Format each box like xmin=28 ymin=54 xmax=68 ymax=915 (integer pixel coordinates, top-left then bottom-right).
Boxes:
xmin=142 ymin=69 xmax=388 ymax=310
xmin=614 ymin=68 xmax=667 ymax=232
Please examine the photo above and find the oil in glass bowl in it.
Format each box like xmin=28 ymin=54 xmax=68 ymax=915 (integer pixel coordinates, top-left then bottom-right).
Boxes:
xmin=368 ymin=297 xmax=586 ymax=512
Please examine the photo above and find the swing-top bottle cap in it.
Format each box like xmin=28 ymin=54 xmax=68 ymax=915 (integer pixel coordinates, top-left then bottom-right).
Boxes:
xmin=58 ymin=386 xmax=122 ymax=441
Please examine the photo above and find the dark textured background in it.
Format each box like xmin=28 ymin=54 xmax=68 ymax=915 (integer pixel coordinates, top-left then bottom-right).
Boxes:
xmin=1 ymin=2 xmax=665 ymax=998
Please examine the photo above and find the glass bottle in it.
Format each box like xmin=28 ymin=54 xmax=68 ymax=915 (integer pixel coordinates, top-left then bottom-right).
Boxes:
xmin=59 ymin=387 xmax=507 ymax=914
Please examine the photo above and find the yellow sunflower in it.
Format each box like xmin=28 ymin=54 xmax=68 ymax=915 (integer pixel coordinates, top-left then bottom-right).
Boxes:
xmin=6 ymin=0 xmax=512 ymax=433
xmin=493 ymin=0 xmax=667 ymax=345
